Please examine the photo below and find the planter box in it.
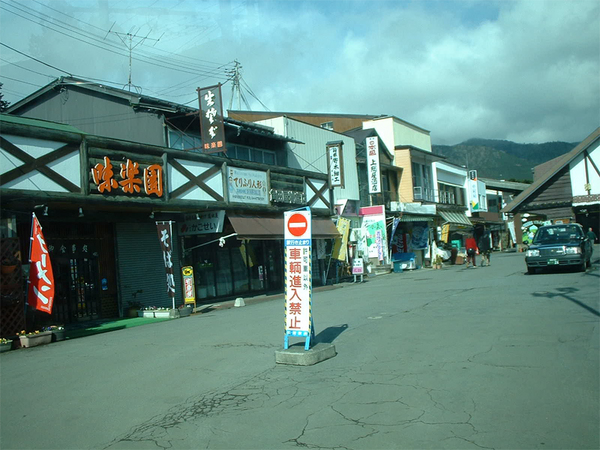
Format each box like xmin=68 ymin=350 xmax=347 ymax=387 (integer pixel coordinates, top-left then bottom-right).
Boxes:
xmin=178 ymin=307 xmax=192 ymax=317
xmin=51 ymin=330 xmax=65 ymax=342
xmin=0 ymin=341 xmax=13 ymax=353
xmin=19 ymin=331 xmax=52 ymax=348
xmin=142 ymin=310 xmax=154 ymax=318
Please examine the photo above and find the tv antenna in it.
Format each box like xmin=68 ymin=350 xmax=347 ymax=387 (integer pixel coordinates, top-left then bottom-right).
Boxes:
xmin=106 ymin=24 xmax=164 ymax=93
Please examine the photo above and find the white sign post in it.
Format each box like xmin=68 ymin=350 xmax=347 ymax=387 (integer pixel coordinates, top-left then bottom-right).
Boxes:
xmin=284 ymin=209 xmax=313 ymax=350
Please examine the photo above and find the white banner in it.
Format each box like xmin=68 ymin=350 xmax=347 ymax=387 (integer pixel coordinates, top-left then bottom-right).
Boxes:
xmin=366 ymin=136 xmax=381 ymax=194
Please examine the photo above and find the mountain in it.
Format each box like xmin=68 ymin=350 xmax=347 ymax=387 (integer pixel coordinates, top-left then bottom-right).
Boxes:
xmin=432 ymin=139 xmax=578 ymax=182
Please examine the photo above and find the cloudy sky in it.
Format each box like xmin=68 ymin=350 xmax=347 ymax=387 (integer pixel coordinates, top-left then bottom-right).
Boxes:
xmin=0 ymin=0 xmax=598 ymax=145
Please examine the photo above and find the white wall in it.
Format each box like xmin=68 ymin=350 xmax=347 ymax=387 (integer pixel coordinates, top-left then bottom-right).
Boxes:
xmin=256 ymin=117 xmax=360 ymax=202
xmin=570 ymin=140 xmax=599 ymax=199
xmin=363 ymin=116 xmax=432 ymax=156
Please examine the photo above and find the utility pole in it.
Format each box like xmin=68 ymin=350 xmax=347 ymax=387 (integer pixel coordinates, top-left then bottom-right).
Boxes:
xmin=106 ymin=24 xmax=163 ymax=93
xmin=227 ymin=60 xmax=251 ymax=111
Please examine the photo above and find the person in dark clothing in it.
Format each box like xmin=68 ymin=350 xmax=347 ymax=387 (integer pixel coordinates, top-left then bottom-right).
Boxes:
xmin=478 ymin=229 xmax=492 ymax=267
xmin=587 ymin=227 xmax=598 ymax=243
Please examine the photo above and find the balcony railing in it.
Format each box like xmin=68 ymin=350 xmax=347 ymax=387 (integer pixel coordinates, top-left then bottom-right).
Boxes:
xmin=414 ymin=186 xmax=465 ymax=205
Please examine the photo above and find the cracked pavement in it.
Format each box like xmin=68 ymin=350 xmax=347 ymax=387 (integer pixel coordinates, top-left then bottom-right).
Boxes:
xmin=1 ymin=250 xmax=599 ymax=449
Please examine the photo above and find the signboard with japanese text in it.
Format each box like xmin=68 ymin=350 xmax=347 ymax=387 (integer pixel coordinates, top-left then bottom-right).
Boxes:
xmin=182 ymin=266 xmax=195 ymax=305
xmin=359 ymin=205 xmax=388 ymax=262
xmin=179 ymin=211 xmax=225 ymax=236
xmin=352 ymin=257 xmax=364 ymax=275
xmin=327 ymin=142 xmax=344 ymax=188
xmin=156 ymin=221 xmax=176 ymax=308
xmin=198 ymin=84 xmax=226 ymax=154
xmin=91 ymin=156 xmax=164 ymax=197
xmin=283 ymin=209 xmax=312 ymax=349
xmin=228 ymin=167 xmax=269 ymax=205
xmin=366 ymin=136 xmax=381 ymax=194
xmin=27 ymin=213 xmax=54 ymax=314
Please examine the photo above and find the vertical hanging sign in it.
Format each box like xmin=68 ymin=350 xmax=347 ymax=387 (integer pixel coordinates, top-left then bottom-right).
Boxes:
xmin=284 ymin=209 xmax=313 ymax=350
xmin=366 ymin=136 xmax=381 ymax=193
xmin=27 ymin=213 xmax=55 ymax=314
xmin=156 ymin=221 xmax=176 ymax=309
xmin=198 ymin=84 xmax=226 ymax=154
xmin=327 ymin=141 xmax=344 ymax=188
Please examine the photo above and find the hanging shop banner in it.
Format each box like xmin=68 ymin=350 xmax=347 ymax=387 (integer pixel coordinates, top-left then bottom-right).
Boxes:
xmin=331 ymin=217 xmax=351 ymax=261
xmin=366 ymin=136 xmax=381 ymax=194
xmin=198 ymin=83 xmax=226 ymax=154
xmin=410 ymin=222 xmax=430 ymax=250
xmin=327 ymin=142 xmax=345 ymax=188
xmin=180 ymin=211 xmax=225 ymax=236
xmin=389 ymin=217 xmax=400 ymax=249
xmin=182 ymin=266 xmax=195 ymax=305
xmin=228 ymin=167 xmax=269 ymax=205
xmin=27 ymin=213 xmax=55 ymax=314
xmin=283 ymin=209 xmax=312 ymax=348
xmin=156 ymin=221 xmax=176 ymax=308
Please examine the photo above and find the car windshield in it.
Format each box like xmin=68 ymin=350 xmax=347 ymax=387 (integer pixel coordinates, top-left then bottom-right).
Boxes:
xmin=532 ymin=225 xmax=583 ymax=244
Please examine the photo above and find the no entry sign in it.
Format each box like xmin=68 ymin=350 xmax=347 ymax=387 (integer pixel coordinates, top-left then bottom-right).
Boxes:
xmin=287 ymin=213 xmax=308 ymax=237
xmin=284 ymin=210 xmax=311 ymax=242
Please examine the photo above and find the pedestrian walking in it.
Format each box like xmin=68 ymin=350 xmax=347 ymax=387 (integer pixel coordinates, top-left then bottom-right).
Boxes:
xmin=465 ymin=235 xmax=478 ymax=268
xmin=587 ymin=227 xmax=598 ymax=243
xmin=478 ymin=229 xmax=492 ymax=267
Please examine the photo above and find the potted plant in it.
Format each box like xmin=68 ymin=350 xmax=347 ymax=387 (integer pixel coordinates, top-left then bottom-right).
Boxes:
xmin=0 ymin=338 xmax=13 ymax=353
xmin=433 ymin=255 xmax=443 ymax=270
xmin=127 ymin=301 xmax=142 ymax=318
xmin=44 ymin=325 xmax=65 ymax=342
xmin=142 ymin=306 xmax=156 ymax=318
xmin=1 ymin=254 xmax=19 ymax=275
xmin=17 ymin=330 xmax=52 ymax=348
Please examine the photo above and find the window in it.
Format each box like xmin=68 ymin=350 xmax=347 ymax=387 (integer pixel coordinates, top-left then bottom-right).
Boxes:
xmin=224 ymin=145 xmax=277 ymax=165
xmin=321 ymin=121 xmax=334 ymax=130
xmin=168 ymin=129 xmax=202 ymax=151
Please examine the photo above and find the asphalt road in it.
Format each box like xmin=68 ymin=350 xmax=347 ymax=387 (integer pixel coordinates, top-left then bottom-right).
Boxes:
xmin=1 ymin=248 xmax=599 ymax=450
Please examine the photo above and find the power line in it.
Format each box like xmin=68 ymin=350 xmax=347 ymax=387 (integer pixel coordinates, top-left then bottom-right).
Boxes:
xmin=0 ymin=42 xmax=72 ymax=75
xmin=0 ymin=1 xmax=234 ymax=78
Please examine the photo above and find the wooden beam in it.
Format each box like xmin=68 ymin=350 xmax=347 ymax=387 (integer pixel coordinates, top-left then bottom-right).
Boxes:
xmin=0 ymin=137 xmax=81 ymax=192
xmin=169 ymin=159 xmax=223 ymax=201
xmin=305 ymin=177 xmax=330 ymax=209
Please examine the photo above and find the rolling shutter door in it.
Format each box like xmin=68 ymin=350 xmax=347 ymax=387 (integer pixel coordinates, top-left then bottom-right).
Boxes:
xmin=115 ymin=222 xmax=182 ymax=311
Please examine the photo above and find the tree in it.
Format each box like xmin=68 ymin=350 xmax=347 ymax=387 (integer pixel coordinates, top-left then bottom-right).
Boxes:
xmin=0 ymin=83 xmax=11 ymax=112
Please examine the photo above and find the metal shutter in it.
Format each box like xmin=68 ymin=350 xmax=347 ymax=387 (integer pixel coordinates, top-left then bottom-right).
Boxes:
xmin=115 ymin=222 xmax=182 ymax=312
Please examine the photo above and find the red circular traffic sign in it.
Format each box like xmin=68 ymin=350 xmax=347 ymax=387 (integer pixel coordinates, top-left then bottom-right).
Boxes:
xmin=287 ymin=213 xmax=308 ymax=237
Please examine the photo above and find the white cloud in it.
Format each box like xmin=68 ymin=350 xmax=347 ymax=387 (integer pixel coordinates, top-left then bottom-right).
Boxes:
xmin=0 ymin=0 xmax=598 ymax=145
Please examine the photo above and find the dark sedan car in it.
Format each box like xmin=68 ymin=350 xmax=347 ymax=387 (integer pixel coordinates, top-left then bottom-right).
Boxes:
xmin=525 ymin=224 xmax=593 ymax=274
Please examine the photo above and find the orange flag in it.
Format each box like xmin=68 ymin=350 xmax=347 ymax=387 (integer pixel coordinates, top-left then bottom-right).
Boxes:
xmin=27 ymin=213 xmax=55 ymax=314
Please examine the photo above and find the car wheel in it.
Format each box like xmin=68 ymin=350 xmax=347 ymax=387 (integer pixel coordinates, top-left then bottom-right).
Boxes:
xmin=527 ymin=266 xmax=535 ymax=275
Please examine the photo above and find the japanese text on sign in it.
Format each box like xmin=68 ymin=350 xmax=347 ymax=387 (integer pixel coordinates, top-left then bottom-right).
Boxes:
xmin=327 ymin=143 xmax=344 ymax=187
xmin=198 ymin=84 xmax=226 ymax=154
xmin=91 ymin=156 xmax=163 ymax=197
xmin=156 ymin=221 xmax=176 ymax=303
xmin=284 ymin=210 xmax=312 ymax=337
xmin=366 ymin=136 xmax=381 ymax=194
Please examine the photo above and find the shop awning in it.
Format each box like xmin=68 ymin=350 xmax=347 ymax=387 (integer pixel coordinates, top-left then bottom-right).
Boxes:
xmin=438 ymin=210 xmax=472 ymax=226
xmin=228 ymin=215 xmax=340 ymax=240
xmin=398 ymin=214 xmax=437 ymax=222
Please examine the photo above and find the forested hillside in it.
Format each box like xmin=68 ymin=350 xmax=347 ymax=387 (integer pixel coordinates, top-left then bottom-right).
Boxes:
xmin=432 ymin=139 xmax=577 ymax=182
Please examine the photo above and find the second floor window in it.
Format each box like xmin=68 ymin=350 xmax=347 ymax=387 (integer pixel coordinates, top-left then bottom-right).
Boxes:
xmin=225 ymin=145 xmax=277 ymax=165
xmin=168 ymin=129 xmax=202 ymax=151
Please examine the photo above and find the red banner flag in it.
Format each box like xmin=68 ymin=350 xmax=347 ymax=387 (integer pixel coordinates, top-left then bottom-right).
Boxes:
xmin=27 ymin=213 xmax=55 ymax=314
